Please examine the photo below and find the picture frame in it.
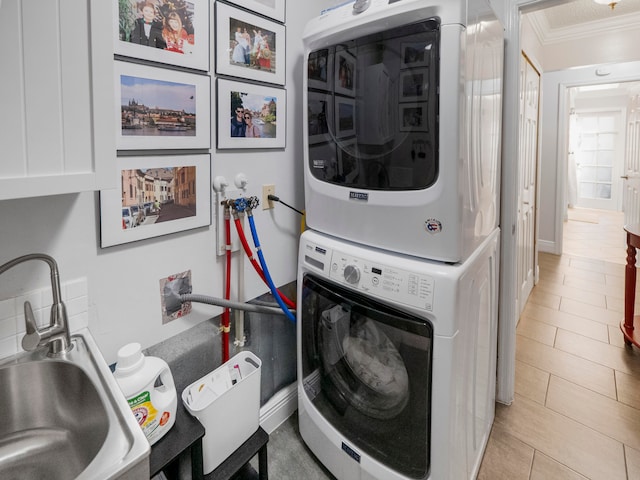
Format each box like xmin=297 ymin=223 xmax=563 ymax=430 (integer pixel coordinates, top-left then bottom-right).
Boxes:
xmin=307 ymin=48 xmax=333 ymax=91
xmin=334 ymin=96 xmax=355 ymax=138
xmin=113 ymin=0 xmax=209 ymax=71
xmin=399 ymin=102 xmax=429 ymax=132
xmin=222 ymin=0 xmax=286 ymax=23
xmin=334 ymin=49 xmax=356 ymax=97
xmin=114 ymin=61 xmax=211 ymax=150
xmin=217 ymin=78 xmax=286 ymax=149
xmin=337 ymin=138 xmax=359 ymax=184
xmin=400 ymin=42 xmax=430 ymax=69
xmin=100 ymin=154 xmax=211 ymax=248
xmin=215 ymin=2 xmax=286 ymax=86
xmin=399 ymin=68 xmax=429 ymax=102
xmin=307 ymin=91 xmax=333 ymax=145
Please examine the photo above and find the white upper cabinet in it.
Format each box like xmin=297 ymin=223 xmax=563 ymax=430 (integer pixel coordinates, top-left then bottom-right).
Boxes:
xmin=0 ymin=0 xmax=115 ymax=200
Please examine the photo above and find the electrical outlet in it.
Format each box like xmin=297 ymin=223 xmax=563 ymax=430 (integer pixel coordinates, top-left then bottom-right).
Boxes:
xmin=262 ymin=184 xmax=275 ymax=210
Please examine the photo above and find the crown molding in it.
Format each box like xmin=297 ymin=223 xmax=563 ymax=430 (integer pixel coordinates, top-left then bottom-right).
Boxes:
xmin=526 ymin=10 xmax=640 ymax=44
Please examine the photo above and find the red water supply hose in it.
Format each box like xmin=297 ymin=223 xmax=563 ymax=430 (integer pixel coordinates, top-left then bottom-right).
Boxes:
xmin=222 ymin=210 xmax=232 ymax=363
xmin=233 ymin=216 xmax=296 ymax=309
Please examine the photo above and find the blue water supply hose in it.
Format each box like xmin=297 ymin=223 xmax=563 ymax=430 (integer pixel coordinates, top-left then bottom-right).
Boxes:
xmin=246 ymin=211 xmax=296 ymax=323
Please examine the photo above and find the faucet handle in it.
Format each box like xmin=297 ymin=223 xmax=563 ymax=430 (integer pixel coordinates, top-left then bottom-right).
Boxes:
xmin=22 ymin=301 xmax=41 ymax=351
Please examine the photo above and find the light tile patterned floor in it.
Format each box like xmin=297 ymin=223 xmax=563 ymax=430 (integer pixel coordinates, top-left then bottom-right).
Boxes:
xmin=478 ymin=208 xmax=640 ymax=480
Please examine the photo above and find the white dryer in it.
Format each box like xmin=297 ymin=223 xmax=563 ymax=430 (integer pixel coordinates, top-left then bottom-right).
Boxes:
xmin=303 ymin=0 xmax=504 ymax=263
xmin=297 ymin=228 xmax=500 ymax=480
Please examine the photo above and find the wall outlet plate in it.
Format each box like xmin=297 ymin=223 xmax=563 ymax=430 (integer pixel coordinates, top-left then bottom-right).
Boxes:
xmin=262 ymin=184 xmax=275 ymax=210
xmin=215 ymin=190 xmax=241 ymax=256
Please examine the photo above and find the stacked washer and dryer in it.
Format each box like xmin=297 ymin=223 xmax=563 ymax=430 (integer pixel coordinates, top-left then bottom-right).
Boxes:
xmin=297 ymin=1 xmax=504 ymax=479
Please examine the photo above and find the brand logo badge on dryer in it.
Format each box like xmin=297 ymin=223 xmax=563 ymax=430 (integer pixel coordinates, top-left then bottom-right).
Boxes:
xmin=425 ymin=218 xmax=442 ymax=234
xmin=349 ymin=191 xmax=368 ymax=201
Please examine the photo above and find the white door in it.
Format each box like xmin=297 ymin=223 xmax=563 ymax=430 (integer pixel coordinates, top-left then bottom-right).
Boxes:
xmin=624 ymin=95 xmax=640 ymax=226
xmin=516 ymin=53 xmax=540 ymax=316
xmin=572 ymin=109 xmax=623 ymax=211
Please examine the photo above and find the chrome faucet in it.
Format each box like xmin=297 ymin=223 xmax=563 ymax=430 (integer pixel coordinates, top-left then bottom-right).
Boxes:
xmin=0 ymin=254 xmax=73 ymax=356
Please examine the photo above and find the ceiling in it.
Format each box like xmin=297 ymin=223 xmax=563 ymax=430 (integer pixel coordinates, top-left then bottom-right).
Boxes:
xmin=526 ymin=0 xmax=640 ymax=43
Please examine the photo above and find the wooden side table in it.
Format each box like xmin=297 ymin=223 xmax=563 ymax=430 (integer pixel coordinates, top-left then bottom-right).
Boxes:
xmin=620 ymin=224 xmax=640 ymax=348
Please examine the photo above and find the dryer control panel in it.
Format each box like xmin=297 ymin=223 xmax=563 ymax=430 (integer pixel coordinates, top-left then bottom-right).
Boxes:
xmin=329 ymin=251 xmax=435 ymax=311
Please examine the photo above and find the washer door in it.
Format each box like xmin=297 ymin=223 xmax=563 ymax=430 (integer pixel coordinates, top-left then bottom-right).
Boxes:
xmin=319 ymin=305 xmax=410 ymax=419
xmin=300 ymin=274 xmax=433 ymax=479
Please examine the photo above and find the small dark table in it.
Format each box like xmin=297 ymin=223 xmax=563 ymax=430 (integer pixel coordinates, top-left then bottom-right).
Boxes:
xmin=150 ymin=405 xmax=269 ymax=480
xmin=620 ymin=224 xmax=640 ymax=348
xmin=150 ymin=402 xmax=205 ymax=480
xmin=204 ymin=427 xmax=269 ymax=480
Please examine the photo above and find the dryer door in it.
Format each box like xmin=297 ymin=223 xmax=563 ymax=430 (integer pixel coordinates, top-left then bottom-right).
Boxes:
xmin=300 ymin=273 xmax=433 ymax=479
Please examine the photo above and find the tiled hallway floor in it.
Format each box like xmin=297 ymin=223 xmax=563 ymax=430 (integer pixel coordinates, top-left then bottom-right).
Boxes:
xmin=478 ymin=207 xmax=640 ymax=479
xmin=265 ymin=207 xmax=640 ymax=479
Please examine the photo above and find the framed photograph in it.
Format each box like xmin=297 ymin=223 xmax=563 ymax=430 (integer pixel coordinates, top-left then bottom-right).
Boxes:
xmin=113 ymin=0 xmax=209 ymax=71
xmin=217 ymin=78 xmax=286 ymax=149
xmin=399 ymin=102 xmax=429 ymax=132
xmin=307 ymin=91 xmax=332 ymax=145
xmin=215 ymin=2 xmax=286 ymax=86
xmin=114 ymin=61 xmax=210 ymax=150
xmin=100 ymin=154 xmax=211 ymax=248
xmin=334 ymin=96 xmax=355 ymax=138
xmin=308 ymin=48 xmax=333 ymax=91
xmin=337 ymin=138 xmax=359 ymax=184
xmin=399 ymin=68 xmax=429 ymax=102
xmin=400 ymin=42 xmax=430 ymax=68
xmin=222 ymin=0 xmax=285 ymax=23
xmin=334 ymin=49 xmax=356 ymax=97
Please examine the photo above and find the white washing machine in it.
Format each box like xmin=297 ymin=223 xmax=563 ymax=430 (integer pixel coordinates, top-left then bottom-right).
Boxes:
xmin=297 ymin=228 xmax=499 ymax=480
xmin=303 ymin=0 xmax=504 ymax=263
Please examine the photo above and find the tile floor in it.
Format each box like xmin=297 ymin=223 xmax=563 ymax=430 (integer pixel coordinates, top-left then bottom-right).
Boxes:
xmin=264 ymin=207 xmax=640 ymax=480
xmin=478 ymin=207 xmax=640 ymax=480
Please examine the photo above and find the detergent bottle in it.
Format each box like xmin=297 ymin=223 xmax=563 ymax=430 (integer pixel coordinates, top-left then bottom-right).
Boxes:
xmin=114 ymin=342 xmax=177 ymax=445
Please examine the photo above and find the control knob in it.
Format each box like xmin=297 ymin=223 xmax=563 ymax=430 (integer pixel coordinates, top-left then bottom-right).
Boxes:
xmin=343 ymin=265 xmax=361 ymax=284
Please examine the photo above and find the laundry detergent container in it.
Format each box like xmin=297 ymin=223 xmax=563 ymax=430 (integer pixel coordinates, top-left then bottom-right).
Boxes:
xmin=181 ymin=351 xmax=261 ymax=474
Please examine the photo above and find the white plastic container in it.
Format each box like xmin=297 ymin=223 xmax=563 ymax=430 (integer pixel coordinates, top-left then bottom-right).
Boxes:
xmin=114 ymin=343 xmax=177 ymax=446
xmin=182 ymin=351 xmax=261 ymax=474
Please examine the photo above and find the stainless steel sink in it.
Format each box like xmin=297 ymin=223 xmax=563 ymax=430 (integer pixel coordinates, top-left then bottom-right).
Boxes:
xmin=0 ymin=330 xmax=150 ymax=480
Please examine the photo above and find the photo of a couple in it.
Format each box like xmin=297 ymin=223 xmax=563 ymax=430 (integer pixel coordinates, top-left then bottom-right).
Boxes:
xmin=230 ymin=91 xmax=277 ymax=139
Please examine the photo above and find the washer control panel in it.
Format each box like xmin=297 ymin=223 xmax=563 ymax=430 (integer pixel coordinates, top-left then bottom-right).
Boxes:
xmin=329 ymin=251 xmax=435 ymax=311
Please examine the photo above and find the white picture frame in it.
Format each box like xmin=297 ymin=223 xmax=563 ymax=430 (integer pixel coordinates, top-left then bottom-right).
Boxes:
xmin=400 ymin=41 xmax=431 ymax=69
xmin=334 ymin=96 xmax=355 ymax=138
xmin=399 ymin=68 xmax=429 ymax=102
xmin=222 ymin=0 xmax=285 ymax=23
xmin=113 ymin=0 xmax=209 ymax=71
xmin=217 ymin=78 xmax=286 ymax=149
xmin=307 ymin=48 xmax=333 ymax=91
xmin=399 ymin=102 xmax=429 ymax=132
xmin=114 ymin=61 xmax=211 ymax=150
xmin=307 ymin=91 xmax=333 ymax=145
xmin=100 ymin=154 xmax=211 ymax=248
xmin=215 ymin=2 xmax=286 ymax=86
xmin=334 ymin=49 xmax=356 ymax=97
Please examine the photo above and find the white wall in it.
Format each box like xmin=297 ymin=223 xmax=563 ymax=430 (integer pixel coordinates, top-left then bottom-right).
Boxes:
xmin=0 ymin=0 xmax=335 ymax=364
xmin=538 ymin=60 xmax=640 ymax=252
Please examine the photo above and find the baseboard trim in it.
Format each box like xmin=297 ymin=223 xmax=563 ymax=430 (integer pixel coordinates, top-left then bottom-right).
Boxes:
xmin=259 ymin=382 xmax=297 ymax=434
xmin=537 ymin=240 xmax=557 ymax=254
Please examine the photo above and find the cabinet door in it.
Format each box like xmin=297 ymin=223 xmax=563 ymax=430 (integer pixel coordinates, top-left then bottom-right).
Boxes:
xmin=0 ymin=0 xmax=114 ymax=199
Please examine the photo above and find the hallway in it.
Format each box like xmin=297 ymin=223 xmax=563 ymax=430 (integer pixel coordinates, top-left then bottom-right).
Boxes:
xmin=479 ymin=207 xmax=640 ymax=479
